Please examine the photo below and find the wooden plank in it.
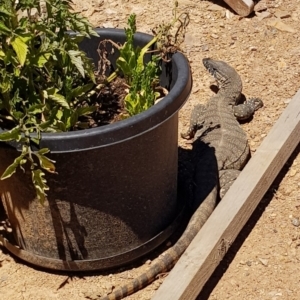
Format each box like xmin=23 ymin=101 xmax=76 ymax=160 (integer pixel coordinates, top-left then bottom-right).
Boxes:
xmin=222 ymin=0 xmax=254 ymax=16
xmin=152 ymin=89 xmax=300 ymax=300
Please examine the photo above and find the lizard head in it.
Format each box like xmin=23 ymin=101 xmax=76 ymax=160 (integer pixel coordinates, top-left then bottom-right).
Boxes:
xmin=202 ymin=58 xmax=242 ymax=93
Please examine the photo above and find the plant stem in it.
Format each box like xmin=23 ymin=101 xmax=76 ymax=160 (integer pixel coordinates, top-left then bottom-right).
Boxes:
xmin=88 ymin=34 xmax=158 ymax=99
xmin=141 ymin=36 xmax=158 ymax=53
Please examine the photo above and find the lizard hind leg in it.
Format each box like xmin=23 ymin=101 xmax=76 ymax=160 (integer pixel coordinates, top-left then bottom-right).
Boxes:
xmin=219 ymin=169 xmax=240 ymax=199
xmin=181 ymin=104 xmax=206 ymax=139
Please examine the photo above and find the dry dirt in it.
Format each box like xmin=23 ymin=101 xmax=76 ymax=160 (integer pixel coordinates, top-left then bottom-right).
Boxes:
xmin=1 ymin=0 xmax=300 ymax=299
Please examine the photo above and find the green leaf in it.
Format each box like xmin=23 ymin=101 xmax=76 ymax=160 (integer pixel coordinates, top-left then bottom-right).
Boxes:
xmin=71 ymin=83 xmax=94 ymax=98
xmin=49 ymin=93 xmax=69 ymax=108
xmin=154 ymin=91 xmax=160 ymax=100
xmin=70 ymin=34 xmax=85 ymax=44
xmin=16 ymin=33 xmax=32 ymax=44
xmin=0 ymin=7 xmax=14 ymax=17
xmin=12 ymin=111 xmax=25 ymax=120
xmin=116 ymin=56 xmax=132 ymax=76
xmin=0 ymin=126 xmax=21 ymax=142
xmin=137 ymin=46 xmax=148 ymax=72
xmin=0 ymin=21 xmax=11 ymax=34
xmin=76 ymin=106 xmax=96 ymax=116
xmin=85 ymin=65 xmax=96 ymax=83
xmin=0 ymin=74 xmax=12 ymax=94
xmin=38 ymin=120 xmax=52 ymax=130
xmin=125 ymin=93 xmax=141 ymax=116
xmin=53 ymin=120 xmax=66 ymax=132
xmin=27 ymin=104 xmax=45 ymax=114
xmin=32 ymin=169 xmax=49 ymax=204
xmin=34 ymin=151 xmax=56 ymax=173
xmin=30 ymin=137 xmax=40 ymax=145
xmin=46 ymin=88 xmax=70 ymax=108
xmin=37 ymin=148 xmax=50 ymax=155
xmin=35 ymin=52 xmax=51 ymax=67
xmin=56 ymin=109 xmax=63 ymax=120
xmin=11 ymin=36 xmax=28 ymax=66
xmin=1 ymin=154 xmax=26 ymax=180
xmin=68 ymin=50 xmax=85 ymax=78
xmin=69 ymin=111 xmax=78 ymax=128
xmin=88 ymin=28 xmax=99 ymax=37
xmin=49 ymin=94 xmax=70 ymax=108
xmin=128 ymin=14 xmax=137 ymax=34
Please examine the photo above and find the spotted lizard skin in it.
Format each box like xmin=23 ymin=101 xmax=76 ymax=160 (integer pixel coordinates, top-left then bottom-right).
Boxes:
xmin=87 ymin=58 xmax=263 ymax=300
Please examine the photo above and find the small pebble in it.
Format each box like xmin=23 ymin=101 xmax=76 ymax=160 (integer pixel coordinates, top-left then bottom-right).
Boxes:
xmin=289 ymin=169 xmax=297 ymax=177
xmin=291 ymin=218 xmax=300 ymax=227
xmin=105 ymin=283 xmax=114 ymax=293
xmin=202 ymin=44 xmax=209 ymax=51
xmin=230 ymin=279 xmax=239 ymax=287
xmin=246 ymin=260 xmax=252 ymax=266
xmin=102 ymin=22 xmax=115 ymax=28
xmin=258 ymin=258 xmax=268 ymax=266
xmin=226 ymin=10 xmax=234 ymax=19
xmin=207 ymin=3 xmax=224 ymax=11
xmin=274 ymin=10 xmax=291 ymax=19
xmin=256 ymin=11 xmax=272 ymax=21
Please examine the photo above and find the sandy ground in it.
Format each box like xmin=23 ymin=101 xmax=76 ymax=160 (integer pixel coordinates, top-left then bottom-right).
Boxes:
xmin=1 ymin=0 xmax=300 ymax=299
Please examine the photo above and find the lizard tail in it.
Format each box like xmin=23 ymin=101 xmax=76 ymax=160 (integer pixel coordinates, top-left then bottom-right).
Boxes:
xmin=98 ymin=186 xmax=218 ymax=300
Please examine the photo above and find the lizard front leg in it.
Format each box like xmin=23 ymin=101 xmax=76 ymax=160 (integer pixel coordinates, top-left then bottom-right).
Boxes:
xmin=233 ymin=97 xmax=263 ymax=121
xmin=181 ymin=104 xmax=206 ymax=139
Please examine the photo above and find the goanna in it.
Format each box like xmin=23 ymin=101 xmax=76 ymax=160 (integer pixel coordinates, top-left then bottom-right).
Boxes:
xmin=88 ymin=58 xmax=263 ymax=300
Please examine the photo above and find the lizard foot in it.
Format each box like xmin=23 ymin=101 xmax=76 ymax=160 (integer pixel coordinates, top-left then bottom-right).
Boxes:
xmin=233 ymin=97 xmax=263 ymax=121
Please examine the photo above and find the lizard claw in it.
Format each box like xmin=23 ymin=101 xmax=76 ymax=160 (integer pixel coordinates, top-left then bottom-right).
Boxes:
xmin=181 ymin=131 xmax=194 ymax=139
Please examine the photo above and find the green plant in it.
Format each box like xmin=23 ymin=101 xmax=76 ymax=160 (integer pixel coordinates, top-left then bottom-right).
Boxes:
xmin=94 ymin=2 xmax=190 ymax=117
xmin=0 ymin=0 xmax=98 ymax=202
xmin=0 ymin=0 xmax=189 ymax=203
xmin=116 ymin=14 xmax=161 ymax=116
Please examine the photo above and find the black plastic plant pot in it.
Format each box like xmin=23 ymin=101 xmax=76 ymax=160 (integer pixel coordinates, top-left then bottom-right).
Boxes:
xmin=0 ymin=28 xmax=192 ymax=271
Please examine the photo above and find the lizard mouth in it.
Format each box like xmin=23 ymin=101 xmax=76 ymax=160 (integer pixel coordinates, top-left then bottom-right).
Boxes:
xmin=202 ymin=58 xmax=216 ymax=77
xmin=207 ymin=67 xmax=215 ymax=77
xmin=207 ymin=67 xmax=218 ymax=81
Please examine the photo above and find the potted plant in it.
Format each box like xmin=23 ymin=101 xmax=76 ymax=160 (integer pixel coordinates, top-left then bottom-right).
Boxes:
xmin=0 ymin=0 xmax=192 ymax=271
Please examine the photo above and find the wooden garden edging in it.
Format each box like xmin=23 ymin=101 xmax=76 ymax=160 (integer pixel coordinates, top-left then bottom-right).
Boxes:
xmin=223 ymin=0 xmax=254 ymax=16
xmin=152 ymin=89 xmax=300 ymax=300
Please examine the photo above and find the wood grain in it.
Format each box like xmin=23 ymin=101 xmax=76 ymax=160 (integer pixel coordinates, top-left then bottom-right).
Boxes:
xmin=152 ymin=89 xmax=300 ymax=300
xmin=223 ymin=0 xmax=254 ymax=16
